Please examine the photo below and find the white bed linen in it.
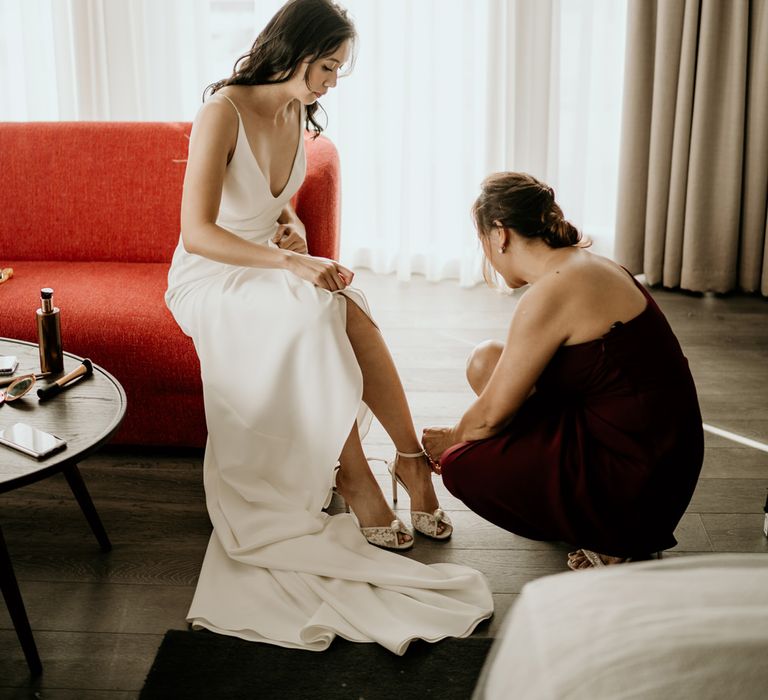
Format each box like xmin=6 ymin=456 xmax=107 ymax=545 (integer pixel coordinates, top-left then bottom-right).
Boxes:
xmin=477 ymin=554 xmax=768 ymax=699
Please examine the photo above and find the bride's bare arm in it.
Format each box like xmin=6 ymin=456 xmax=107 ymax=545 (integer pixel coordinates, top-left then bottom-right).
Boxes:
xmin=180 ymin=99 xmax=288 ymax=268
xmin=180 ymin=99 xmax=350 ymax=290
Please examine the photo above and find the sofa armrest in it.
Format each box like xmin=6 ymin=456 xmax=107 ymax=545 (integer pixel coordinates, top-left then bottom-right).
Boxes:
xmin=294 ymin=133 xmax=341 ymax=260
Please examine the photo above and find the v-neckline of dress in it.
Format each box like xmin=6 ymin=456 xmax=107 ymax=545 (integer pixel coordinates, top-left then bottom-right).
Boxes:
xmin=236 ymin=103 xmax=303 ymax=200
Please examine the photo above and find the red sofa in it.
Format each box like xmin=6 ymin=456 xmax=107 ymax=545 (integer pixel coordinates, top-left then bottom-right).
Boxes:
xmin=0 ymin=122 xmax=340 ymax=447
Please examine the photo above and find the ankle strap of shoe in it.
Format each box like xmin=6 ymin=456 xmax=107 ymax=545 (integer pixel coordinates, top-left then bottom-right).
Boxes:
xmin=396 ymin=449 xmax=427 ymax=459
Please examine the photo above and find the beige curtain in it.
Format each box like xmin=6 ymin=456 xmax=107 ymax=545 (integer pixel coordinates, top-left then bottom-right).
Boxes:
xmin=615 ymin=0 xmax=768 ymax=295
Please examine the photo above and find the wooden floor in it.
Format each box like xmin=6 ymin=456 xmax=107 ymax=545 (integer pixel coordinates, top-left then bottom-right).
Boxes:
xmin=1 ymin=270 xmax=766 ymax=697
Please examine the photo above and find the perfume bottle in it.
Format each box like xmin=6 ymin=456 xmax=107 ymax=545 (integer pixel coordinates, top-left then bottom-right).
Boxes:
xmin=36 ymin=287 xmax=64 ymax=374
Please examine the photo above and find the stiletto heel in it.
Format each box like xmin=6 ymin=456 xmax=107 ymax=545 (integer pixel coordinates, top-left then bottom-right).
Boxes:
xmin=323 ymin=463 xmax=341 ymax=511
xmin=388 ymin=449 xmax=453 ymax=541
xmin=392 ymin=473 xmax=398 ymax=504
xmin=333 ymin=464 xmax=412 ymax=551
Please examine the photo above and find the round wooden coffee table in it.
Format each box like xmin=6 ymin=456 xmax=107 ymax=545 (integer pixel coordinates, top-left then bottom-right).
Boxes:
xmin=0 ymin=337 xmax=126 ymax=676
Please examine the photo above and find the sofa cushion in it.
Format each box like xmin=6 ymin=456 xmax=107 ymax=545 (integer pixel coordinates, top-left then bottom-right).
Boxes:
xmin=1 ymin=260 xmax=199 ymax=389
xmin=1 ymin=261 xmax=207 ymax=446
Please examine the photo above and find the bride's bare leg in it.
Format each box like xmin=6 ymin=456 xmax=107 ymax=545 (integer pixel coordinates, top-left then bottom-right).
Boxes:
xmin=336 ymin=422 xmax=412 ymax=546
xmin=344 ymin=299 xmax=442 ymax=521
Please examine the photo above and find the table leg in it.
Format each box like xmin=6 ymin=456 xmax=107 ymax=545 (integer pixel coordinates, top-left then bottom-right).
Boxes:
xmin=63 ymin=464 xmax=112 ymax=552
xmin=0 ymin=524 xmax=43 ymax=676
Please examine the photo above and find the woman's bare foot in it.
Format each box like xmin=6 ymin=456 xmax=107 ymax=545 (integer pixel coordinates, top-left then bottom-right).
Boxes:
xmin=335 ymin=466 xmax=412 ymax=547
xmin=392 ymin=454 xmax=450 ymax=537
xmin=567 ymin=549 xmax=628 ymax=570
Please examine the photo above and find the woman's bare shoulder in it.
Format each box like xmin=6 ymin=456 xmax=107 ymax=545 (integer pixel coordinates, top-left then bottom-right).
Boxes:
xmin=198 ymin=92 xmax=239 ymax=120
xmin=569 ymin=253 xmax=645 ymax=303
xmin=191 ymin=95 xmax=239 ymax=144
xmin=522 ymin=250 xmax=594 ymax=304
xmin=510 ymin=251 xmax=643 ymax=340
xmin=539 ymin=250 xmax=637 ymax=296
xmin=534 ymin=251 xmax=647 ymax=344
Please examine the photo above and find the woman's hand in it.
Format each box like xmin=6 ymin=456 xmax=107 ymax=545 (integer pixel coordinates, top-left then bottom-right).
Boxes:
xmin=272 ymin=223 xmax=308 ymax=254
xmin=286 ymin=253 xmax=355 ymax=292
xmin=422 ymin=426 xmax=461 ymax=473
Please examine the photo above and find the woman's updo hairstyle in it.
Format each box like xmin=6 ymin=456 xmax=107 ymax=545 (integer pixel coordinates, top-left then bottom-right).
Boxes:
xmin=472 ymin=172 xmax=584 ymax=249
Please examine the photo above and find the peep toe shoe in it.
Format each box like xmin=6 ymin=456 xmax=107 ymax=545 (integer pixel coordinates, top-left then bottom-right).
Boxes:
xmin=333 ymin=466 xmax=413 ymax=551
xmin=388 ymin=449 xmax=453 ymax=540
xmin=356 ymin=516 xmax=413 ymax=551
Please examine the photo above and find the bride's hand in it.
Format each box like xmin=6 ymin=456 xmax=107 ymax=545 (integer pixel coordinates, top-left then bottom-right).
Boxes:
xmin=272 ymin=223 xmax=308 ymax=254
xmin=422 ymin=426 xmax=460 ymax=473
xmin=286 ymin=253 xmax=354 ymax=291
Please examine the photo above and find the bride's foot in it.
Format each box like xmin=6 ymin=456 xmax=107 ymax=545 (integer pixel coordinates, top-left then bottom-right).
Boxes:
xmin=335 ymin=466 xmax=413 ymax=550
xmin=390 ymin=451 xmax=452 ymax=539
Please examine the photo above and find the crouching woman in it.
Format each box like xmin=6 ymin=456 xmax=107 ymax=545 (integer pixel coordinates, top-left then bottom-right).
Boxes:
xmin=423 ymin=172 xmax=704 ymax=569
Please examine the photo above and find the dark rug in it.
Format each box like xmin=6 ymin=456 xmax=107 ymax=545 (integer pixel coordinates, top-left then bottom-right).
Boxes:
xmin=140 ymin=629 xmax=494 ymax=700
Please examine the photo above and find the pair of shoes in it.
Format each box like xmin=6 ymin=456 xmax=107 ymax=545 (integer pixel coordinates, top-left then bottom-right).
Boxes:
xmin=388 ymin=449 xmax=453 ymax=540
xmin=333 ymin=465 xmax=413 ymax=551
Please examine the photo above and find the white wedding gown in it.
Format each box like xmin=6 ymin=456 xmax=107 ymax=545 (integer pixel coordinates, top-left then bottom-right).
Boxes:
xmin=165 ymin=98 xmax=493 ymax=654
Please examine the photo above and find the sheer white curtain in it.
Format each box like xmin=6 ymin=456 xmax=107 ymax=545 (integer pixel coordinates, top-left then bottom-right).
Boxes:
xmin=0 ymin=0 xmax=225 ymax=120
xmin=557 ymin=0 xmax=627 ymax=258
xmin=319 ymin=0 xmax=626 ymax=282
xmin=0 ymin=0 xmax=626 ymax=284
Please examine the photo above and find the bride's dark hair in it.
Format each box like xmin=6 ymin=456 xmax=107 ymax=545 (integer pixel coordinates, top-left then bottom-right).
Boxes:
xmin=204 ymin=0 xmax=356 ymax=136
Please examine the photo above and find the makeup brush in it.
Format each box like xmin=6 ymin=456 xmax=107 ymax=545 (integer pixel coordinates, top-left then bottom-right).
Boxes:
xmin=37 ymin=358 xmax=93 ymax=401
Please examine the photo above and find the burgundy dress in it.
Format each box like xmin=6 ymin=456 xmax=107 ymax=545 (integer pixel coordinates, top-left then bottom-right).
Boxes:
xmin=441 ymin=278 xmax=704 ymax=558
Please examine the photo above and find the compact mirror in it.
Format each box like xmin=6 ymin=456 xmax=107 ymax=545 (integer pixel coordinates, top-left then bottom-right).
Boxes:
xmin=0 ymin=375 xmax=36 ymax=403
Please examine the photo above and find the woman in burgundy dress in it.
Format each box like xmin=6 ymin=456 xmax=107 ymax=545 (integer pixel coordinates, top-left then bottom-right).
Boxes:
xmin=422 ymin=173 xmax=704 ymax=569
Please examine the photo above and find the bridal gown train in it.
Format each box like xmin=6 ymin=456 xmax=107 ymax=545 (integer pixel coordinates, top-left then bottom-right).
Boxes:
xmin=165 ymin=99 xmax=493 ymax=654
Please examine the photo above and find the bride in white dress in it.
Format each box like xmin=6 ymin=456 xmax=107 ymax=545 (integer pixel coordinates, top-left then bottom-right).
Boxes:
xmin=165 ymin=0 xmax=492 ymax=654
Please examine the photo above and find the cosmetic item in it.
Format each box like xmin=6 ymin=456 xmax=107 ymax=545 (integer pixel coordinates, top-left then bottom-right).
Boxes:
xmin=0 ymin=372 xmax=49 ymax=388
xmin=37 ymin=359 xmax=93 ymax=402
xmin=36 ymin=287 xmax=64 ymax=374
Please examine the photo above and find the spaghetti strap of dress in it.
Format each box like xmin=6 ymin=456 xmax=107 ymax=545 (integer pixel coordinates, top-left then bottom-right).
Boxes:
xmin=217 ymin=92 xmax=242 ymax=119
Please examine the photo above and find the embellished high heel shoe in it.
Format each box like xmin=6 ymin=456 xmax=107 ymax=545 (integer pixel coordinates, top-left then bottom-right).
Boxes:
xmin=358 ymin=518 xmax=413 ymax=551
xmin=388 ymin=449 xmax=453 ymax=540
xmin=333 ymin=465 xmax=413 ymax=551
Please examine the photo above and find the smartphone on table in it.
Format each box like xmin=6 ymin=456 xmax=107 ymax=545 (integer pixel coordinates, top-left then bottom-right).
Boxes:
xmin=0 ymin=422 xmax=67 ymax=459
xmin=0 ymin=355 xmax=18 ymax=375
